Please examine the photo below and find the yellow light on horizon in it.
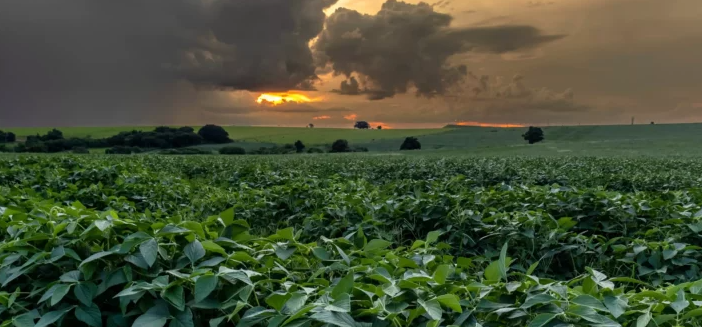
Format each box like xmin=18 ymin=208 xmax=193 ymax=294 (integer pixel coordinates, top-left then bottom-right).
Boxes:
xmin=256 ymin=92 xmax=315 ymax=105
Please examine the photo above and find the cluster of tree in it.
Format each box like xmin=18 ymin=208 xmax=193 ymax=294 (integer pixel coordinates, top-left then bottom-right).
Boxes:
xmin=353 ymin=121 xmax=383 ymax=130
xmin=522 ymin=126 xmax=545 ymax=144
xmin=105 ymin=127 xmax=203 ymax=149
xmin=330 ymin=139 xmax=368 ymax=153
xmin=0 ymin=130 xmax=16 ymax=143
xmin=400 ymin=137 xmax=421 ymax=150
xmin=9 ymin=124 xmax=233 ymax=153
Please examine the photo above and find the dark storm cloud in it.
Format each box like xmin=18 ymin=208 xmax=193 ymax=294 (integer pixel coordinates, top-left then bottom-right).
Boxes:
xmin=314 ymin=0 xmax=564 ymax=100
xmin=0 ymin=0 xmax=337 ymax=126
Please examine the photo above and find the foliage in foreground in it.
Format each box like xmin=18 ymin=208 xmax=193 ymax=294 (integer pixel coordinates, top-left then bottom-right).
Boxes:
xmin=2 ymin=203 xmax=702 ymax=327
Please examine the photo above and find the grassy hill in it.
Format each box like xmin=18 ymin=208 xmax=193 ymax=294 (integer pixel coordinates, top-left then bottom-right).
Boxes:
xmin=360 ymin=123 xmax=702 ymax=157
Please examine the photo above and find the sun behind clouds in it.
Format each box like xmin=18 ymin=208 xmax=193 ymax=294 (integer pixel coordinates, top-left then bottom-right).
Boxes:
xmin=256 ymin=92 xmax=316 ymax=105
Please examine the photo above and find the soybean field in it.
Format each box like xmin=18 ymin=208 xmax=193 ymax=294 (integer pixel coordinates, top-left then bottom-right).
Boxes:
xmin=1 ymin=155 xmax=702 ymax=327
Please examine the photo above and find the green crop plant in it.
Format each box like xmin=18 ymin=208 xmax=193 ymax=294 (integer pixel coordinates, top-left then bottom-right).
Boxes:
xmin=0 ymin=155 xmax=702 ymax=326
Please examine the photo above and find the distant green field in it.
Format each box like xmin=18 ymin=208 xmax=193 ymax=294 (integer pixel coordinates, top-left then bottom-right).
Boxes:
xmin=3 ymin=126 xmax=448 ymax=145
xmin=360 ymin=123 xmax=702 ymax=157
xmin=5 ymin=123 xmax=702 ymax=157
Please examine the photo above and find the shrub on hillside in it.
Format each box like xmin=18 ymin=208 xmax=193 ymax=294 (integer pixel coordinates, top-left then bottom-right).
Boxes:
xmin=331 ymin=139 xmax=350 ymax=153
xmin=0 ymin=130 xmax=16 ymax=143
xmin=294 ymin=140 xmax=305 ymax=153
xmin=219 ymin=146 xmax=246 ymax=155
xmin=522 ymin=126 xmax=545 ymax=144
xmin=307 ymin=147 xmax=324 ymax=153
xmin=400 ymin=137 xmax=421 ymax=150
xmin=198 ymin=124 xmax=231 ymax=143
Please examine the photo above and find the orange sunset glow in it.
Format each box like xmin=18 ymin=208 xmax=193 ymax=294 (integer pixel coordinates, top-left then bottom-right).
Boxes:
xmin=313 ymin=115 xmax=331 ymax=120
xmin=256 ymin=92 xmax=315 ymax=105
xmin=370 ymin=122 xmax=392 ymax=129
xmin=455 ymin=121 xmax=525 ymax=128
xmin=343 ymin=114 xmax=358 ymax=121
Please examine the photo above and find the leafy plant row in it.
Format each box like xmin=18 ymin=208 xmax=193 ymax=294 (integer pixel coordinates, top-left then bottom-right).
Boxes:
xmin=2 ymin=203 xmax=702 ymax=327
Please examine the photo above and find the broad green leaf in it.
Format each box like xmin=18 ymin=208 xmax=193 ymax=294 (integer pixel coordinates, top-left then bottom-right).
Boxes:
xmin=13 ymin=312 xmax=38 ymax=327
xmin=276 ymin=228 xmax=295 ymax=241
xmin=80 ymin=251 xmax=115 ymax=267
xmin=567 ymin=306 xmax=617 ymax=324
xmin=603 ymin=295 xmax=627 ymax=318
xmin=682 ymin=308 xmax=702 ymax=320
xmin=312 ymin=247 xmax=330 ymax=260
xmin=133 ymin=302 xmax=170 ymax=327
xmin=51 ymin=284 xmax=72 ymax=306
xmin=670 ymin=289 xmax=689 ymax=314
xmin=636 ymin=311 xmax=651 ymax=327
xmin=418 ymin=299 xmax=442 ymax=321
xmin=202 ymin=241 xmax=227 ymax=256
xmin=195 ymin=275 xmax=218 ymax=303
xmin=75 ymin=304 xmax=102 ymax=327
xmin=310 ymin=311 xmax=356 ymax=327
xmin=282 ymin=293 xmax=308 ymax=315
xmin=236 ymin=307 xmax=276 ymax=327
xmin=426 ymin=231 xmax=442 ymax=245
xmin=266 ymin=292 xmax=292 ymax=312
xmin=527 ymin=314 xmax=557 ymax=327
xmin=433 ymin=265 xmax=450 ymax=285
xmin=435 ymin=294 xmax=462 ymax=313
xmin=185 ymin=240 xmax=206 ymax=265
xmin=572 ymin=295 xmax=607 ymax=311
xmin=274 ymin=245 xmax=296 ymax=260
xmin=520 ymin=293 xmax=556 ymax=309
xmin=506 ymin=281 xmax=522 ymax=293
xmin=219 ymin=208 xmax=235 ymax=227
xmin=140 ymin=239 xmax=159 ymax=267
xmin=363 ymin=239 xmax=392 ymax=252
xmin=331 ymin=273 xmax=354 ymax=299
xmin=36 ymin=307 xmax=74 ymax=327
xmin=60 ymin=270 xmax=81 ymax=283
xmin=170 ymin=308 xmax=194 ymax=327
xmin=325 ymin=294 xmax=351 ymax=313
xmin=162 ymin=285 xmax=185 ymax=311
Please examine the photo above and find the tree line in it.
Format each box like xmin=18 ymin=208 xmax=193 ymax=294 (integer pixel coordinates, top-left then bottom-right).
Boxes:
xmin=0 ymin=124 xmax=233 ymax=153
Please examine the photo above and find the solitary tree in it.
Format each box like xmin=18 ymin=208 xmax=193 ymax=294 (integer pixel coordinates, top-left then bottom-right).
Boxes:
xmin=331 ymin=139 xmax=350 ymax=153
xmin=308 ymin=123 xmax=314 ymax=128
xmin=294 ymin=140 xmax=305 ymax=153
xmin=6 ymin=132 xmax=16 ymax=142
xmin=198 ymin=124 xmax=231 ymax=143
xmin=522 ymin=126 xmax=544 ymax=144
xmin=377 ymin=126 xmax=382 ymax=130
xmin=354 ymin=121 xmax=370 ymax=129
xmin=400 ymin=137 xmax=421 ymax=150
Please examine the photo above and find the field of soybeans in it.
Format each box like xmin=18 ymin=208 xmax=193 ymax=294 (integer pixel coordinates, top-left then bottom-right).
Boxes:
xmin=3 ymin=154 xmax=702 ymax=327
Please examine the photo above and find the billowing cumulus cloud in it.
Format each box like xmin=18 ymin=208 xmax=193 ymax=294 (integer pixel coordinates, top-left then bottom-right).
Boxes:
xmin=0 ymin=0 xmax=338 ymax=126
xmin=314 ymin=0 xmax=564 ymax=100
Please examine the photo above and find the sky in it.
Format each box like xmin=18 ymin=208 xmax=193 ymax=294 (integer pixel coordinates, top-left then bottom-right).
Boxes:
xmin=1 ymin=0 xmax=701 ymax=128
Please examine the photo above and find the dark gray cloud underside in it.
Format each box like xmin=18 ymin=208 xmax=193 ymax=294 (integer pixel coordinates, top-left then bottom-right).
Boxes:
xmin=315 ymin=0 xmax=564 ymax=100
